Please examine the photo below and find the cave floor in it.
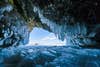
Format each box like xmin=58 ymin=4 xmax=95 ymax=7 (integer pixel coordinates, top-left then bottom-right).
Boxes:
xmin=0 ymin=46 xmax=100 ymax=67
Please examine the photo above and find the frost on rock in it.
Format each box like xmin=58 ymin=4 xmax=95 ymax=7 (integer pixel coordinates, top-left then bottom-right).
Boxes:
xmin=0 ymin=0 xmax=99 ymax=48
xmin=33 ymin=2 xmax=100 ymax=47
xmin=0 ymin=2 xmax=30 ymax=48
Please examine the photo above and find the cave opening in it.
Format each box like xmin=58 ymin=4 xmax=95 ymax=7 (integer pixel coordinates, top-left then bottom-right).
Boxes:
xmin=26 ymin=27 xmax=66 ymax=46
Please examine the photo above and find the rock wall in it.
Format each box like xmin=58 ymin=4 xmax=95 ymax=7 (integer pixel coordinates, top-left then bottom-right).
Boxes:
xmin=32 ymin=0 xmax=100 ymax=48
xmin=0 ymin=1 xmax=30 ymax=48
xmin=0 ymin=0 xmax=52 ymax=48
xmin=0 ymin=0 xmax=100 ymax=48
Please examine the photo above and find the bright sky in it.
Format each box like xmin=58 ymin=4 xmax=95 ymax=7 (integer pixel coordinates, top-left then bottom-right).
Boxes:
xmin=26 ymin=27 xmax=65 ymax=46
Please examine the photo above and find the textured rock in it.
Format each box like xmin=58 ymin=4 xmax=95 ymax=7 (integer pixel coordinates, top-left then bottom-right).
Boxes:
xmin=0 ymin=0 xmax=100 ymax=48
xmin=0 ymin=2 xmax=30 ymax=48
xmin=31 ymin=0 xmax=100 ymax=48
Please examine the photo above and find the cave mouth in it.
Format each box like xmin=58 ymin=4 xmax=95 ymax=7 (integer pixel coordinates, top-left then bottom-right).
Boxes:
xmin=26 ymin=27 xmax=66 ymax=46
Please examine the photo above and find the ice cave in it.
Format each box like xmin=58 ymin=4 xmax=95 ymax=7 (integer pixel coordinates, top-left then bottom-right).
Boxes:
xmin=0 ymin=0 xmax=100 ymax=67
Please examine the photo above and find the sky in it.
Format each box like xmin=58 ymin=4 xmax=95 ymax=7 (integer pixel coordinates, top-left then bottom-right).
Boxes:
xmin=26 ymin=27 xmax=65 ymax=46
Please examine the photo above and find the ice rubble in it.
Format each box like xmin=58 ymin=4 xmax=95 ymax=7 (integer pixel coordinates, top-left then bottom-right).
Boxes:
xmin=0 ymin=46 xmax=100 ymax=67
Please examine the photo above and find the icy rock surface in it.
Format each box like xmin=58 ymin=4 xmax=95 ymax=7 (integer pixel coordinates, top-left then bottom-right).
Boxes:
xmin=0 ymin=46 xmax=100 ymax=67
xmin=0 ymin=0 xmax=100 ymax=48
xmin=33 ymin=6 xmax=100 ymax=47
xmin=0 ymin=3 xmax=30 ymax=48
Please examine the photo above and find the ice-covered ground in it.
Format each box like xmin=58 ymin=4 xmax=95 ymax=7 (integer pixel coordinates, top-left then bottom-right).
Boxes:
xmin=0 ymin=46 xmax=100 ymax=67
